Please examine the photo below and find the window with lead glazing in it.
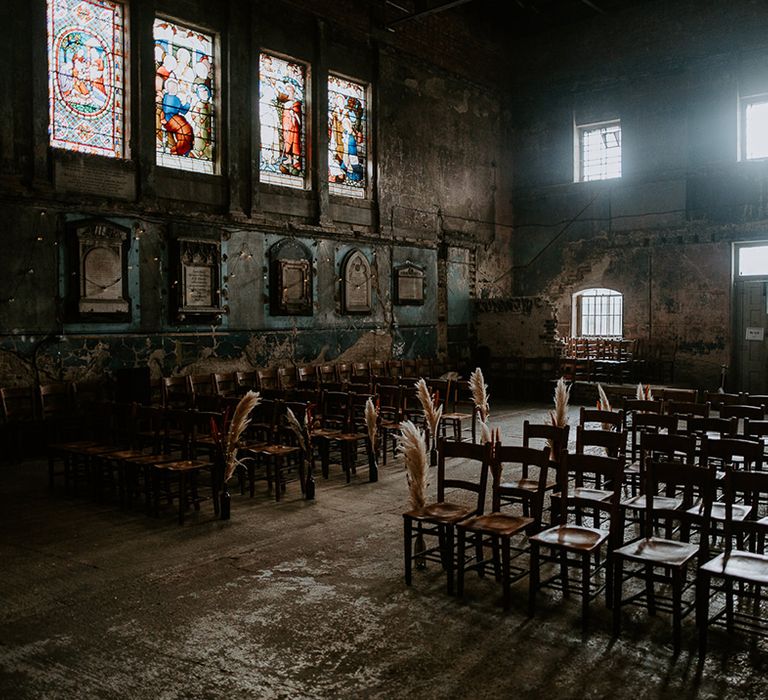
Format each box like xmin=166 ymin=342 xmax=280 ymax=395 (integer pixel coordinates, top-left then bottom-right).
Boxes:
xmin=154 ymin=18 xmax=216 ymax=174
xmin=328 ymin=74 xmax=368 ymax=198
xmin=47 ymin=0 xmax=126 ymax=158
xmin=259 ymin=52 xmax=308 ymax=189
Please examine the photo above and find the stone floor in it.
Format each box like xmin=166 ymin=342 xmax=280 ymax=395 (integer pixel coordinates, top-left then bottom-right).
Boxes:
xmin=1 ymin=401 xmax=767 ymax=699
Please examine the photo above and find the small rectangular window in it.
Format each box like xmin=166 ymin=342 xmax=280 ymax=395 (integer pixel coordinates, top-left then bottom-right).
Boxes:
xmin=576 ymin=120 xmax=622 ymax=182
xmin=743 ymin=97 xmax=768 ymax=161
xmin=737 ymin=244 xmax=768 ymax=277
xmin=575 ymin=288 xmax=623 ymax=337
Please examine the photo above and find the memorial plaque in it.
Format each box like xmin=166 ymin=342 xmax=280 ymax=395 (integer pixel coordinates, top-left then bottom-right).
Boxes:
xmin=55 ymin=158 xmax=136 ymax=201
xmin=174 ymin=238 xmax=222 ymax=321
xmin=74 ymin=220 xmax=130 ymax=316
xmin=269 ymin=238 xmax=314 ymax=316
xmin=394 ymin=263 xmax=425 ymax=305
xmin=342 ymin=249 xmax=372 ymax=314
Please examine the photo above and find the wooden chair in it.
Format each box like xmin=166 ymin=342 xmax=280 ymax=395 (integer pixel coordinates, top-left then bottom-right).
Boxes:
xmin=376 ymin=384 xmax=402 ymax=465
xmin=277 ymin=366 xmax=298 ymax=392
xmin=336 ymin=363 xmax=352 ymax=384
xmin=162 ymin=376 xmax=191 ymax=409
xmin=351 ymin=362 xmax=370 ymax=384
xmin=629 ymin=413 xmax=678 ymax=464
xmin=612 ymin=460 xmax=714 ymax=653
xmin=704 ymin=391 xmax=742 ymax=413
xmin=699 ymin=467 xmax=768 ymax=654
xmin=386 ymin=359 xmax=403 ymax=379
xmin=39 ymin=382 xmax=78 ymax=442
xmin=256 ymin=401 xmax=307 ymax=501
xmin=659 ymin=388 xmax=698 ymax=403
xmin=456 ymin=445 xmax=550 ymax=610
xmin=318 ymin=363 xmax=338 ymax=386
xmin=256 ymin=367 xmax=279 ymax=395
xmin=579 ymin=406 xmax=624 ymax=432
xmin=441 ymin=379 xmax=477 ymax=443
xmin=213 ymin=372 xmax=238 ymax=397
xmin=720 ymin=404 xmax=765 ymax=425
xmin=1 ymin=386 xmax=37 ymax=463
xmin=236 ymin=370 xmax=258 ymax=393
xmin=188 ymin=373 xmax=214 ymax=404
xmin=403 ymin=439 xmax=491 ymax=595
xmin=369 ymin=360 xmax=386 ymax=377
xmin=529 ymin=451 xmax=625 ymax=621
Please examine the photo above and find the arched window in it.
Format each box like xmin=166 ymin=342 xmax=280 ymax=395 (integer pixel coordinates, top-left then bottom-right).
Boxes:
xmin=573 ymin=288 xmax=623 ymax=337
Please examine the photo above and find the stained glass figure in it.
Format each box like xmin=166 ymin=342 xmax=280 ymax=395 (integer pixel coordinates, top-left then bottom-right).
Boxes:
xmin=328 ymin=75 xmax=367 ymax=197
xmin=259 ymin=52 xmax=307 ymax=189
xmin=47 ymin=0 xmax=126 ymax=158
xmin=154 ymin=18 xmax=216 ymax=174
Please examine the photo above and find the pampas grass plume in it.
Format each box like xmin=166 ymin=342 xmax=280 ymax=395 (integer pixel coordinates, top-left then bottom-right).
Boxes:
xmin=285 ymin=406 xmax=308 ymax=455
xmin=365 ymin=396 xmax=378 ymax=450
xmin=398 ymin=420 xmax=429 ymax=511
xmin=415 ymin=378 xmax=443 ymax=442
xmin=469 ymin=367 xmax=490 ymax=422
xmin=223 ymin=390 xmax=261 ymax=483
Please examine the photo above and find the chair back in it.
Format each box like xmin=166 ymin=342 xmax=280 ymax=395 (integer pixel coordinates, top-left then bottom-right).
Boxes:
xmin=1 ymin=386 xmax=36 ymax=422
xmin=236 ymin=370 xmax=258 ymax=392
xmin=494 ymin=445 xmax=550 ymax=521
xmin=579 ymin=406 xmax=624 ymax=431
xmin=683 ymin=415 xmax=737 ymax=440
xmin=162 ymin=376 xmax=190 ymax=409
xmin=336 ymin=363 xmax=352 ymax=384
xmin=643 ymin=459 xmax=714 ymax=544
xmin=721 ymin=468 xmax=768 ymax=555
xmin=436 ymin=438 xmax=491 ymax=517
xmin=576 ymin=426 xmax=626 ymax=458
xmin=701 ymin=436 xmax=764 ymax=472
xmin=277 ymin=366 xmax=297 ymax=391
xmin=213 ymin=372 xmax=238 ymax=397
xmin=557 ymin=451 xmax=624 ymax=526
xmin=297 ymin=365 xmax=318 ymax=388
xmin=257 ymin=368 xmax=278 ymax=392
xmin=318 ymin=364 xmax=338 ymax=385
xmin=720 ymin=404 xmax=765 ymax=421
xmin=320 ymin=391 xmax=351 ymax=431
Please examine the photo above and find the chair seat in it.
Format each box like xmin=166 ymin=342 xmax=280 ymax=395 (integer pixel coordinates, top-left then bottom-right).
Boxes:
xmin=460 ymin=512 xmax=535 ymax=537
xmin=161 ymin=459 xmax=211 ymax=472
xmin=686 ymin=501 xmax=750 ymax=522
xmin=259 ymin=445 xmax=301 ymax=456
xmin=501 ymin=477 xmax=557 ymax=492
xmin=621 ymin=494 xmax=682 ymax=512
xmin=530 ymin=524 xmax=607 ymax=552
xmin=614 ymin=537 xmax=699 ymax=567
xmin=406 ymin=501 xmax=472 ymax=524
xmin=700 ymin=550 xmax=768 ymax=584
xmin=442 ymin=411 xmax=472 ymax=421
xmin=104 ymin=449 xmax=147 ymax=460
xmin=312 ymin=428 xmax=342 ymax=438
xmin=334 ymin=431 xmax=367 ymax=442
xmin=49 ymin=440 xmax=100 ymax=452
xmin=573 ymin=486 xmax=613 ymax=501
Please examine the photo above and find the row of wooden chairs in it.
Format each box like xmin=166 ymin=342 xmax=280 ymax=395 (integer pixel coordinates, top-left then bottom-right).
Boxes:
xmin=405 ymin=422 xmax=768 ymax=655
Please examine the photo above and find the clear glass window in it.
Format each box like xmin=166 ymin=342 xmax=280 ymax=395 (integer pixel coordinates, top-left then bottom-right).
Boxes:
xmin=575 ymin=288 xmax=623 ymax=337
xmin=578 ymin=121 xmax=622 ymax=182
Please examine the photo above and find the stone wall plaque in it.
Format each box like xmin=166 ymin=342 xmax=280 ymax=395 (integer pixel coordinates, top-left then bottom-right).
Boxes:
xmin=72 ymin=219 xmax=131 ymax=317
xmin=269 ymin=238 xmax=313 ymax=316
xmin=55 ymin=158 xmax=136 ymax=201
xmin=173 ymin=238 xmax=222 ymax=321
xmin=342 ymin=249 xmax=372 ymax=314
xmin=394 ymin=263 xmax=425 ymax=306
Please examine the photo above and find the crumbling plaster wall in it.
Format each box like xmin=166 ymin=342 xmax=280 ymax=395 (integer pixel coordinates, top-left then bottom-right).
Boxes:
xmin=0 ymin=0 xmax=513 ymax=387
xmin=507 ymin=0 xmax=768 ymax=390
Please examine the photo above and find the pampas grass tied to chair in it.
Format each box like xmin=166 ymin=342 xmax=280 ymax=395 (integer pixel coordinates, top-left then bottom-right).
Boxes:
xmin=469 ymin=367 xmax=490 ymax=423
xmin=549 ymin=377 xmax=570 ymax=453
xmin=399 ymin=419 xmax=430 ymax=567
xmin=365 ymin=397 xmax=379 ymax=482
xmin=285 ymin=405 xmax=315 ymax=498
xmin=416 ymin=377 xmax=442 ymax=464
xmin=210 ymin=390 xmax=261 ymax=519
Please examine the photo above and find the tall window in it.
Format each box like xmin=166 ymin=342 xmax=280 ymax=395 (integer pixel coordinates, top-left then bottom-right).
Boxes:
xmin=47 ymin=0 xmax=126 ymax=158
xmin=576 ymin=120 xmax=621 ymax=182
xmin=154 ymin=19 xmax=216 ymax=174
xmin=259 ymin=52 xmax=308 ymax=189
xmin=742 ymin=96 xmax=768 ymax=161
xmin=736 ymin=243 xmax=768 ymax=277
xmin=328 ymin=74 xmax=368 ymax=198
xmin=574 ymin=288 xmax=623 ymax=337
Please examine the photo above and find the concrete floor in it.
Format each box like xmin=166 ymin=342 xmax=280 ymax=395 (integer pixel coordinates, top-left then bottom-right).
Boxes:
xmin=1 ymin=402 xmax=767 ymax=699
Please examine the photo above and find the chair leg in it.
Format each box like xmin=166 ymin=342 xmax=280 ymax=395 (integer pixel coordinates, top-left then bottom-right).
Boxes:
xmin=403 ymin=517 xmax=413 ymax=586
xmin=560 ymin=549 xmax=570 ymax=597
xmin=672 ymin=568 xmax=683 ymax=655
xmin=698 ymin=573 xmax=710 ymax=657
xmin=612 ymin=557 xmax=623 ymax=637
xmin=445 ymin=526 xmax=455 ymax=596
xmin=581 ymin=552 xmax=591 ymax=621
xmin=457 ymin=527 xmax=466 ymax=598
xmin=645 ymin=563 xmax=656 ymax=616
xmin=529 ymin=542 xmax=540 ymax=616
xmin=502 ymin=536 xmax=511 ymax=611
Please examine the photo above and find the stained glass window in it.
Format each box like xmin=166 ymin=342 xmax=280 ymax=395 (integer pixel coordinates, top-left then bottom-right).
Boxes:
xmin=259 ymin=52 xmax=308 ymax=189
xmin=47 ymin=0 xmax=126 ymax=158
xmin=328 ymin=74 xmax=368 ymax=197
xmin=154 ymin=19 xmax=216 ymax=174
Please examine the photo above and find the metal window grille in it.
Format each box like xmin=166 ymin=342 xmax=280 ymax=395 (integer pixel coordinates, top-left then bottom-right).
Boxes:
xmin=577 ymin=289 xmax=623 ymax=337
xmin=579 ymin=122 xmax=622 ymax=181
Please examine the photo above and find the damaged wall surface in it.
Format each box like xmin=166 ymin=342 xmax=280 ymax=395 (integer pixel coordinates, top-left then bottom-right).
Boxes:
xmin=0 ymin=0 xmax=513 ymax=387
xmin=507 ymin=0 xmax=768 ymax=390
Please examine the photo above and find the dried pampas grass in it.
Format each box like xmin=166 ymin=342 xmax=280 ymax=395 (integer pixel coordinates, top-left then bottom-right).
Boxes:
xmin=416 ymin=377 xmax=443 ymax=442
xmin=480 ymin=419 xmax=493 ymax=445
xmin=398 ymin=420 xmax=429 ymax=511
xmin=469 ymin=367 xmax=490 ymax=422
xmin=365 ymin=396 xmax=378 ymax=450
xmin=636 ymin=383 xmax=653 ymax=401
xmin=218 ymin=390 xmax=261 ymax=483
xmin=550 ymin=377 xmax=570 ymax=429
xmin=285 ymin=406 xmax=308 ymax=455
xmin=597 ymin=383 xmax=614 ymax=431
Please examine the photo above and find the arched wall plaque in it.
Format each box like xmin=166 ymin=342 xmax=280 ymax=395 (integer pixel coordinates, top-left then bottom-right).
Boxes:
xmin=341 ymin=249 xmax=372 ymax=314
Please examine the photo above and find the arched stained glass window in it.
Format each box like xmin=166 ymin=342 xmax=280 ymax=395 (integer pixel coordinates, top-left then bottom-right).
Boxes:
xmin=259 ymin=52 xmax=308 ymax=189
xmin=154 ymin=18 xmax=216 ymax=174
xmin=328 ymin=74 xmax=368 ymax=198
xmin=47 ymin=0 xmax=126 ymax=158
